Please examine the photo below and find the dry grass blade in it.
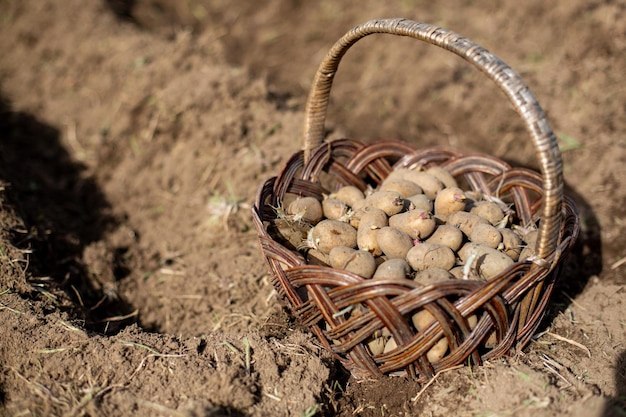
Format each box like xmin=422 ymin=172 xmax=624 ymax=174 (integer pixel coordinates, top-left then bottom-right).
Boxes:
xmin=411 ymin=365 xmax=464 ymax=402
xmin=545 ymin=331 xmax=591 ymax=358
xmin=136 ymin=399 xmax=187 ymax=417
xmin=610 ymin=256 xmax=626 ymax=270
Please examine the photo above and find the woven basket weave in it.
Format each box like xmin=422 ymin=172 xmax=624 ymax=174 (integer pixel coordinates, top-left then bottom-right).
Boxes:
xmin=252 ymin=18 xmax=579 ymax=380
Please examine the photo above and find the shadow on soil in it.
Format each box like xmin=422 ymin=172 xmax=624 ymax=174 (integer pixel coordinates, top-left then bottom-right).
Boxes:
xmin=541 ymin=183 xmax=603 ymax=326
xmin=0 ymin=96 xmax=136 ymax=334
xmin=603 ymin=350 xmax=626 ymax=417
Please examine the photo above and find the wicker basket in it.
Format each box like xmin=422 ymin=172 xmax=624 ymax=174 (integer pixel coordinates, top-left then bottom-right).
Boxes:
xmin=252 ymin=18 xmax=579 ymax=380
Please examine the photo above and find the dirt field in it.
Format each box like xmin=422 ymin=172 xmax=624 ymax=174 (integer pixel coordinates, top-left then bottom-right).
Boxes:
xmin=0 ymin=0 xmax=624 ymax=416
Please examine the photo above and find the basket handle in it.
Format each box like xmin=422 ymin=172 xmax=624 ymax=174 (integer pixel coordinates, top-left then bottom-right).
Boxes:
xmin=302 ymin=18 xmax=563 ymax=261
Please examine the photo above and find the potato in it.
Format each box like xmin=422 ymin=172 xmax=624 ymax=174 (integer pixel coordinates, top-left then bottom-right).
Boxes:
xmin=515 ymin=227 xmax=537 ymax=261
xmin=406 ymin=243 xmax=456 ymax=272
xmin=306 ymin=248 xmax=329 ymax=266
xmin=485 ymin=331 xmax=498 ymax=348
xmin=310 ymin=219 xmax=357 ymax=254
xmin=513 ymin=226 xmax=539 ymax=262
xmin=343 ymin=250 xmax=377 ymax=279
xmin=388 ymin=169 xmax=445 ymax=200
xmin=425 ymin=337 xmax=449 ymax=362
xmin=286 ymin=196 xmax=323 ymax=225
xmin=465 ymin=313 xmax=498 ymax=348
xmin=373 ymin=258 xmax=412 ymax=280
xmin=347 ymin=206 xmax=365 ymax=229
xmin=385 ymin=333 xmax=447 ymax=362
xmin=329 ymin=247 xmax=377 ymax=278
xmin=458 ymin=242 xmax=515 ymax=280
xmin=411 ymin=309 xmax=450 ymax=362
xmin=470 ymin=200 xmax=505 ymax=226
xmin=377 ymin=227 xmax=414 ymax=259
xmin=350 ymin=198 xmax=367 ymax=212
xmin=406 ymin=194 xmax=433 ymax=213
xmin=434 ymin=187 xmax=467 ymax=221
xmin=356 ymin=208 xmax=388 ymax=256
xmin=364 ymin=190 xmax=404 ymax=216
xmin=425 ymin=224 xmax=464 ymax=251
xmin=379 ymin=178 xmax=423 ymax=198
xmin=447 ymin=211 xmax=489 ymax=237
xmin=519 ymin=228 xmax=538 ymax=247
xmin=366 ymin=333 xmax=388 ymax=356
xmin=463 ymin=190 xmax=481 ymax=208
xmin=412 ymin=310 xmax=436 ymax=332
xmin=450 ymin=264 xmax=480 ymax=281
xmin=426 ymin=166 xmax=458 ymax=189
xmin=519 ymin=245 xmax=535 ymax=262
xmin=467 ymin=314 xmax=478 ymax=330
xmin=389 ymin=210 xmax=436 ymax=240
xmin=322 ymin=197 xmax=349 ymax=220
xmin=499 ymin=228 xmax=523 ymax=261
xmin=270 ymin=218 xmax=311 ymax=250
xmin=414 ymin=267 xmax=455 ymax=285
xmin=333 ymin=185 xmax=365 ymax=207
xmin=470 ymin=223 xmax=502 ymax=249
xmin=448 ymin=266 xmax=466 ymax=280
xmin=328 ymin=246 xmax=357 ymax=269
xmin=383 ymin=336 xmax=397 ymax=354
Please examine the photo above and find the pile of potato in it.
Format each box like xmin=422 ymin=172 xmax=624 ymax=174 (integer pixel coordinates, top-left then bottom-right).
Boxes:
xmin=269 ymin=165 xmax=538 ymax=360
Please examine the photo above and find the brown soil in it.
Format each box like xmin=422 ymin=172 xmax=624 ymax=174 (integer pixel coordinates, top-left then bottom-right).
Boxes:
xmin=1 ymin=0 xmax=624 ymax=416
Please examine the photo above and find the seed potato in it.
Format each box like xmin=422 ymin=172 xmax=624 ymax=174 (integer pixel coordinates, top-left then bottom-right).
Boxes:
xmin=333 ymin=185 xmax=365 ymax=207
xmin=406 ymin=243 xmax=456 ymax=271
xmin=364 ymin=190 xmax=404 ymax=216
xmin=287 ymin=196 xmax=324 ymax=224
xmin=406 ymin=194 xmax=433 ymax=213
xmin=386 ymin=169 xmax=445 ymax=200
xmin=447 ymin=211 xmax=489 ymax=237
xmin=434 ymin=186 xmax=467 ymax=221
xmin=322 ymin=197 xmax=349 ymax=220
xmin=310 ymin=219 xmax=357 ymax=254
xmin=449 ymin=266 xmax=466 ymax=280
xmin=350 ymin=198 xmax=367 ymax=212
xmin=328 ymin=246 xmax=357 ymax=269
xmin=389 ymin=210 xmax=436 ymax=240
xmin=470 ymin=200 xmax=505 ymax=226
xmin=499 ymin=228 xmax=523 ymax=261
xmin=411 ymin=308 xmax=450 ymax=363
xmin=377 ymin=226 xmax=414 ymax=259
xmin=366 ymin=333 xmax=388 ymax=355
xmin=470 ymin=223 xmax=503 ymax=249
xmin=270 ymin=218 xmax=311 ymax=250
xmin=347 ymin=206 xmax=366 ymax=229
xmin=519 ymin=228 xmax=538 ymax=247
xmin=336 ymin=249 xmax=377 ymax=278
xmin=425 ymin=337 xmax=449 ymax=362
xmin=379 ymin=178 xmax=423 ymax=198
xmin=412 ymin=309 xmax=436 ymax=332
xmin=426 ymin=166 xmax=458 ymax=189
xmin=382 ymin=335 xmax=447 ymax=361
xmin=373 ymin=258 xmax=412 ymax=280
xmin=357 ymin=208 xmax=388 ymax=256
xmin=519 ymin=245 xmax=536 ymax=262
xmin=414 ymin=267 xmax=455 ymax=285
xmin=425 ymin=224 xmax=464 ymax=251
xmin=306 ymin=248 xmax=330 ymax=266
xmin=383 ymin=336 xmax=397 ymax=354
xmin=458 ymin=242 xmax=515 ymax=280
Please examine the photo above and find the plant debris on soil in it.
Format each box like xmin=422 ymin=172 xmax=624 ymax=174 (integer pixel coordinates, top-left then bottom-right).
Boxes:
xmin=0 ymin=0 xmax=624 ymax=416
